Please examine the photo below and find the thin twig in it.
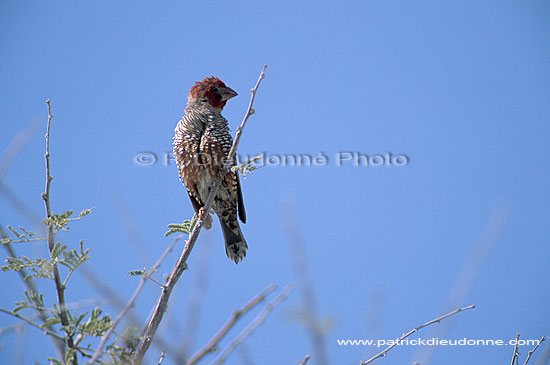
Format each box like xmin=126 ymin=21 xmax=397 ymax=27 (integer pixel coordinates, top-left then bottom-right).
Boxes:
xmin=157 ymin=350 xmax=166 ymax=365
xmin=0 ymin=322 xmax=24 ymax=336
xmin=86 ymin=236 xmax=182 ymax=364
xmin=511 ymin=333 xmax=520 ymax=365
xmin=360 ymin=304 xmax=475 ymax=365
xmin=0 ymin=226 xmax=66 ymax=356
xmin=211 ymin=283 xmax=295 ymax=365
xmin=237 ymin=345 xmax=254 ymax=365
xmin=14 ymin=321 xmax=29 ymax=365
xmin=133 ymin=65 xmax=268 ymax=363
xmin=0 ymin=181 xmax=44 ymax=226
xmin=0 ymin=308 xmax=65 ymax=341
xmin=41 ymin=99 xmax=78 ymax=364
xmin=0 ymin=116 xmax=64 ymax=356
xmin=413 ymin=208 xmax=508 ymax=364
xmin=0 ymin=119 xmax=44 ymax=232
xmin=181 ymin=238 xmax=212 ymax=354
xmin=225 ymin=65 xmax=267 ymax=165
xmin=0 ymin=117 xmax=41 ymax=178
xmin=284 ymin=201 xmax=328 ymax=365
xmin=111 ymin=192 xmax=153 ymax=266
xmin=188 ymin=284 xmax=277 ymax=364
xmin=522 ymin=336 xmax=546 ymax=365
xmin=80 ymin=267 xmax=183 ymax=364
xmin=0 ymin=119 xmax=44 ymax=225
xmin=145 ymin=275 xmax=166 ymax=288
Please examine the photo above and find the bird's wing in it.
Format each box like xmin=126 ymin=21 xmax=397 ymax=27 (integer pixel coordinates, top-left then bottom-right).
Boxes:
xmin=236 ymin=175 xmax=246 ymax=223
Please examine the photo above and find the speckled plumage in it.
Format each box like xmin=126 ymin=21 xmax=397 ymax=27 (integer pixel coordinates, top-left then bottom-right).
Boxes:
xmin=173 ymin=77 xmax=247 ymax=263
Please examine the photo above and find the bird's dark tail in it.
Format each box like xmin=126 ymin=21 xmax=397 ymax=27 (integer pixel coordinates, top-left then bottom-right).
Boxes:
xmin=218 ymin=218 xmax=247 ymax=264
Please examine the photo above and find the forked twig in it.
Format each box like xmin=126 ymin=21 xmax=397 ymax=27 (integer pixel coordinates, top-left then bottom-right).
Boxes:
xmin=87 ymin=237 xmax=182 ymax=364
xmin=188 ymin=284 xmax=277 ymax=364
xmin=361 ymin=304 xmax=475 ymax=364
xmin=211 ymin=283 xmax=295 ymax=364
xmin=522 ymin=336 xmax=546 ymax=365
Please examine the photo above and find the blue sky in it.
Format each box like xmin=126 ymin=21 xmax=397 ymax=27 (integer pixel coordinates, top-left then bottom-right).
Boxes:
xmin=1 ymin=1 xmax=549 ymax=364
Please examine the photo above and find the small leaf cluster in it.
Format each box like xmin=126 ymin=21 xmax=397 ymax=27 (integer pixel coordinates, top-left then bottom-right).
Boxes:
xmin=232 ymin=154 xmax=263 ymax=177
xmin=103 ymin=326 xmax=141 ymax=364
xmin=42 ymin=209 xmax=93 ymax=234
xmin=1 ymin=225 xmax=46 ymax=244
xmin=1 ymin=207 xmax=136 ymax=363
xmin=165 ymin=213 xmax=198 ymax=237
xmin=2 ymin=240 xmax=91 ymax=284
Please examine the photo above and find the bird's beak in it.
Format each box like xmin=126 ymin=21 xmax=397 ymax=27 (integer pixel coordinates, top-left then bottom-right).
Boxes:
xmin=220 ymin=87 xmax=238 ymax=101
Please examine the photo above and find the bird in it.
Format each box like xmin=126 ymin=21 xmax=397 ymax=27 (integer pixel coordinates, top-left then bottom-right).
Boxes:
xmin=173 ymin=76 xmax=248 ymax=263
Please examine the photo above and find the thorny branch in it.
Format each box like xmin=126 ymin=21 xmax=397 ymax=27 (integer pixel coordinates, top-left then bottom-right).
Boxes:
xmin=188 ymin=284 xmax=277 ymax=364
xmin=211 ymin=283 xmax=295 ymax=365
xmin=133 ymin=65 xmax=268 ymax=363
xmin=361 ymin=304 xmax=475 ymax=365
xmin=87 ymin=237 xmax=182 ymax=364
xmin=41 ymin=99 xmax=78 ymax=364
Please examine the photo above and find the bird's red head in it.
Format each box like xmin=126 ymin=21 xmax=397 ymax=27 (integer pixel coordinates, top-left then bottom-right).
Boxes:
xmin=188 ymin=77 xmax=238 ymax=110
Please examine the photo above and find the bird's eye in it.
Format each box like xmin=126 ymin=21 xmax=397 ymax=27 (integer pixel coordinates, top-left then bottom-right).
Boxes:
xmin=211 ymin=87 xmax=219 ymax=93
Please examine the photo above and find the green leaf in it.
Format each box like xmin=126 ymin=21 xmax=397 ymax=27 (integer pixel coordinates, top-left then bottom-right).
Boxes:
xmin=18 ymin=226 xmax=36 ymax=238
xmin=78 ymin=208 xmax=93 ymax=218
xmin=7 ymin=225 xmax=22 ymax=239
xmin=232 ymin=154 xmax=263 ymax=177
xmin=13 ymin=301 xmax=30 ymax=313
xmin=128 ymin=269 xmax=146 ymax=277
xmin=165 ymin=214 xmax=198 ymax=236
xmin=42 ymin=316 xmax=62 ymax=328
xmin=1 ymin=237 xmax=12 ymax=245
xmin=51 ymin=242 xmax=67 ymax=260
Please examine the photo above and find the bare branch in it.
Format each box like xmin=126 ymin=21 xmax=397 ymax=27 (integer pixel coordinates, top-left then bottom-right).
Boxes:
xmin=413 ymin=208 xmax=507 ymax=363
xmin=188 ymin=284 xmax=277 ymax=364
xmin=211 ymin=283 xmax=295 ymax=365
xmin=512 ymin=333 xmax=520 ymax=365
xmin=0 ymin=120 xmax=44 ymax=225
xmin=0 ymin=308 xmax=64 ymax=341
xmin=40 ymin=99 xmax=79 ymax=364
xmin=0 ymin=117 xmax=41 ymax=178
xmin=86 ymin=236 xmax=182 ymax=364
xmin=157 ymin=350 xmax=166 ymax=365
xmin=0 ymin=119 xmax=63 ymax=356
xmin=361 ymin=304 xmax=475 ymax=365
xmin=80 ymin=267 xmax=183 ymax=364
xmin=523 ymin=336 xmax=546 ymax=365
xmin=133 ymin=65 xmax=268 ymax=363
xmin=181 ymin=238 xmax=212 ymax=353
xmin=226 ymin=64 xmax=268 ymax=165
xmin=284 ymin=200 xmax=329 ymax=365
